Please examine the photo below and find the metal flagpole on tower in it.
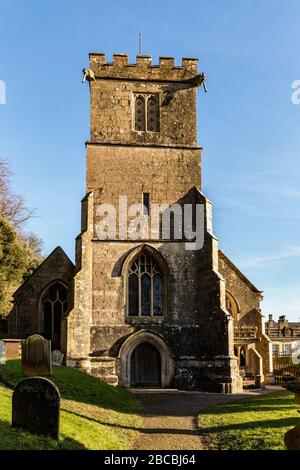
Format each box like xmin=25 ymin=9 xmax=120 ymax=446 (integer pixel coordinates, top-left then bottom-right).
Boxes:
xmin=139 ymin=33 xmax=142 ymax=55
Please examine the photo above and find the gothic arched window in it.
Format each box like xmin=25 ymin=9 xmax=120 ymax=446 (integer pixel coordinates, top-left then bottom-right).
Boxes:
xmin=134 ymin=95 xmax=146 ymax=131
xmin=128 ymin=252 xmax=164 ymax=317
xmin=41 ymin=282 xmax=68 ymax=348
xmin=134 ymin=94 xmax=159 ymax=132
xmin=147 ymin=95 xmax=159 ymax=132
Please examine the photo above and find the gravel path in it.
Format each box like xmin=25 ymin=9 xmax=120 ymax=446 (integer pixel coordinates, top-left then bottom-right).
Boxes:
xmin=131 ymin=387 xmax=282 ymax=450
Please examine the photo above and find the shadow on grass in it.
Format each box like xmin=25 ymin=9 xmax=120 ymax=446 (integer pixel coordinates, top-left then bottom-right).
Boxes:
xmin=201 ymin=416 xmax=300 ymax=435
xmin=0 ymin=360 xmax=140 ymax=413
xmin=62 ymin=407 xmax=202 ymax=437
xmin=202 ymin=392 xmax=297 ymax=417
xmin=0 ymin=418 xmax=87 ymax=450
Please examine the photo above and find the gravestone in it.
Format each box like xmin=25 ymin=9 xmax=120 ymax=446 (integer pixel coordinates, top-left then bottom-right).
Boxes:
xmin=284 ymin=417 xmax=300 ymax=450
xmin=21 ymin=334 xmax=52 ymax=376
xmin=12 ymin=377 xmax=60 ymax=439
xmin=0 ymin=340 xmax=5 ymax=364
xmin=52 ymin=350 xmax=64 ymax=366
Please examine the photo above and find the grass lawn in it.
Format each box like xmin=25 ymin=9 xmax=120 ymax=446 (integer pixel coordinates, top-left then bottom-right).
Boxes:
xmin=199 ymin=391 xmax=300 ymax=450
xmin=0 ymin=359 xmax=142 ymax=450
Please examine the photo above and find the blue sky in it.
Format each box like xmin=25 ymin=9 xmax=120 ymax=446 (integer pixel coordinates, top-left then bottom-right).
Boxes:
xmin=0 ymin=0 xmax=300 ymax=320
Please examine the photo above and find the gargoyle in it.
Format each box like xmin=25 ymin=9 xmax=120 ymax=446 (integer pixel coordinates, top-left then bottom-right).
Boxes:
xmin=193 ymin=72 xmax=207 ymax=92
xmin=82 ymin=68 xmax=96 ymax=83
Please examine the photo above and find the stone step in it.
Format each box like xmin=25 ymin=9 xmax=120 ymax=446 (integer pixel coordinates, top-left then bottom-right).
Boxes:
xmin=90 ymin=366 xmax=116 ymax=377
xmin=90 ymin=356 xmax=116 ymax=368
xmin=90 ymin=370 xmax=118 ymax=386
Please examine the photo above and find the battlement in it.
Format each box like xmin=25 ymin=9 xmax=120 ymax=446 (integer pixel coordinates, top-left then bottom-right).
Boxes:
xmin=89 ymin=53 xmax=198 ymax=82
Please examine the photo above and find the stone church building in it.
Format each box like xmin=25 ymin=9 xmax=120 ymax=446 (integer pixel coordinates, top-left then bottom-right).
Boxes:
xmin=8 ymin=53 xmax=273 ymax=392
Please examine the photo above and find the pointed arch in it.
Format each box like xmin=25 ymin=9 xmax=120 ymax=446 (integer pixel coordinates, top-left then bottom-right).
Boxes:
xmin=119 ymin=330 xmax=175 ymax=387
xmin=40 ymin=280 xmax=69 ymax=349
xmin=225 ymin=290 xmax=240 ymax=323
xmin=121 ymin=245 xmax=169 ymax=319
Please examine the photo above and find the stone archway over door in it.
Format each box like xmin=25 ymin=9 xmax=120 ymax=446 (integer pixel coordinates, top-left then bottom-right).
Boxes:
xmin=130 ymin=342 xmax=161 ymax=387
xmin=119 ymin=330 xmax=175 ymax=387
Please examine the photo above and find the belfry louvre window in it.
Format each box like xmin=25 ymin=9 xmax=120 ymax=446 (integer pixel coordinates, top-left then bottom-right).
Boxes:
xmin=134 ymin=94 xmax=159 ymax=132
xmin=128 ymin=253 xmax=163 ymax=317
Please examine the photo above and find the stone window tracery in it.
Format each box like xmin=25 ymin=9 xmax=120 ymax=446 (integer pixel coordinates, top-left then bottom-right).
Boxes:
xmin=41 ymin=282 xmax=68 ymax=346
xmin=134 ymin=94 xmax=159 ymax=132
xmin=128 ymin=253 xmax=163 ymax=317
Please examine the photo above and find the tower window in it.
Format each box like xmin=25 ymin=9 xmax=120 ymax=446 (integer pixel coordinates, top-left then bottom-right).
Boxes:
xmin=143 ymin=193 xmax=150 ymax=215
xmin=134 ymin=95 xmax=146 ymax=131
xmin=134 ymin=94 xmax=159 ymax=132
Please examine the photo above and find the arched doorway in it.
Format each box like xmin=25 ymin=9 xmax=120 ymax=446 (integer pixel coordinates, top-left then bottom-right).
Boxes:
xmin=119 ymin=330 xmax=174 ymax=387
xmin=130 ymin=342 xmax=161 ymax=387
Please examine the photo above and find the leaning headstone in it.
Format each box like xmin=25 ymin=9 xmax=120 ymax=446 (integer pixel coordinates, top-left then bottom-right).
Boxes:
xmin=21 ymin=334 xmax=52 ymax=376
xmin=52 ymin=350 xmax=64 ymax=366
xmin=0 ymin=340 xmax=5 ymax=365
xmin=12 ymin=377 xmax=60 ymax=439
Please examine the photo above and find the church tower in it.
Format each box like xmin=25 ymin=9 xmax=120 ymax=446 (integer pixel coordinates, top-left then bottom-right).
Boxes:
xmin=66 ymin=53 xmax=242 ymax=392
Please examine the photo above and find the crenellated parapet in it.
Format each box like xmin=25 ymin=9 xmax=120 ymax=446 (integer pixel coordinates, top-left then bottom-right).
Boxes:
xmin=89 ymin=53 xmax=198 ymax=82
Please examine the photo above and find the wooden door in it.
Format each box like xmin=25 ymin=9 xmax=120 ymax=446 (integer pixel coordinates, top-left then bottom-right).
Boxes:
xmin=130 ymin=342 xmax=161 ymax=387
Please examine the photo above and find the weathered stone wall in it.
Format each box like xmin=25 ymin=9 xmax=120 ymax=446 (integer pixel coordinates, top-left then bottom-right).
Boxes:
xmin=86 ymin=145 xmax=201 ymax=210
xmin=8 ymin=247 xmax=74 ymax=354
xmin=67 ymin=53 xmax=242 ymax=392
xmin=218 ymin=251 xmax=261 ymax=324
xmin=218 ymin=251 xmax=272 ymax=378
xmin=66 ymin=192 xmax=94 ymax=365
xmin=89 ymin=53 xmax=198 ymax=146
xmin=71 ymin=187 xmax=241 ymax=391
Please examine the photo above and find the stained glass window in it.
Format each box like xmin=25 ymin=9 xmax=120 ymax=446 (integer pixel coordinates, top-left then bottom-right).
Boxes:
xmin=129 ymin=275 xmax=139 ymax=316
xmin=153 ymin=273 xmax=163 ymax=316
xmin=141 ymin=275 xmax=151 ymax=315
xmin=127 ymin=253 xmax=164 ymax=317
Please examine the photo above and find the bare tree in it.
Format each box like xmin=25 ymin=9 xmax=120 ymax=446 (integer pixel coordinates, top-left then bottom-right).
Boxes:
xmin=0 ymin=158 xmax=34 ymax=226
